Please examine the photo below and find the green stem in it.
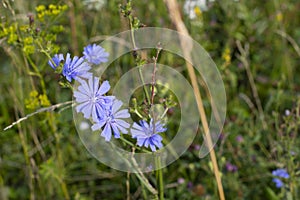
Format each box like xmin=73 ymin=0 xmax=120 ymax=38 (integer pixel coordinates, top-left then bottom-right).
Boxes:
xmin=110 ymin=142 xmax=158 ymax=197
xmin=138 ymin=66 xmax=151 ymax=105
xmin=141 ymin=182 xmax=148 ymax=199
xmin=155 ymin=157 xmax=164 ymax=200
xmin=128 ymin=14 xmax=151 ymax=106
xmin=119 ymin=136 xmax=151 ymax=153
xmin=25 ymin=54 xmax=47 ymax=94
xmin=129 ymin=15 xmax=137 ymax=49
xmin=134 ymin=108 xmax=144 ymax=119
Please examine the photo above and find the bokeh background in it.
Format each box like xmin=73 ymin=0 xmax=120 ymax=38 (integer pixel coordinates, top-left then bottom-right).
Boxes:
xmin=0 ymin=0 xmax=299 ymax=199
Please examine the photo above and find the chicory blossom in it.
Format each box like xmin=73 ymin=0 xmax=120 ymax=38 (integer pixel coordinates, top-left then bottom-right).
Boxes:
xmin=83 ymin=44 xmax=109 ymax=65
xmin=131 ymin=119 xmax=167 ymax=152
xmin=91 ymin=100 xmax=130 ymax=141
xmin=74 ymin=76 xmax=114 ymax=121
xmin=272 ymin=178 xmax=284 ymax=188
xmin=62 ymin=53 xmax=92 ymax=82
xmin=272 ymin=169 xmax=290 ymax=179
xmin=272 ymin=168 xmax=289 ymax=188
xmin=48 ymin=54 xmax=64 ymax=70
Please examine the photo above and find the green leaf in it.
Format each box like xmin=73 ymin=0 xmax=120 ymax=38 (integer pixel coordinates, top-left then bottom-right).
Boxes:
xmin=265 ymin=187 xmax=280 ymax=200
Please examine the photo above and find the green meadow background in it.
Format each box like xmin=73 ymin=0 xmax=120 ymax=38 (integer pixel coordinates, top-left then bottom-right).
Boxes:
xmin=0 ymin=0 xmax=299 ymax=199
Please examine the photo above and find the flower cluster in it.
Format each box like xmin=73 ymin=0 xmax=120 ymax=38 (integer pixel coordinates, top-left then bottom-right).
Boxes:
xmin=272 ymin=168 xmax=289 ymax=188
xmin=36 ymin=4 xmax=68 ymax=22
xmin=74 ymin=76 xmax=130 ymax=141
xmin=48 ymin=43 xmax=109 ymax=82
xmin=74 ymin=75 xmax=167 ymax=150
xmin=49 ymin=44 xmax=167 ymax=151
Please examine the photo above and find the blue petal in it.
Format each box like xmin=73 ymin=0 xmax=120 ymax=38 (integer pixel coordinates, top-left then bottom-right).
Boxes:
xmin=115 ymin=123 xmax=128 ymax=134
xmin=112 ymin=100 xmax=123 ymax=113
xmin=114 ymin=109 xmax=130 ymax=119
xmin=131 ymin=128 xmax=146 ymax=138
xmin=111 ymin=124 xmax=120 ymax=138
xmin=98 ymin=80 xmax=110 ymax=95
xmin=115 ymin=119 xmax=130 ymax=129
xmin=137 ymin=138 xmax=146 ymax=147
xmin=91 ymin=119 xmax=106 ymax=131
xmin=101 ymin=124 xmax=112 ymax=141
xmin=132 ymin=122 xmax=144 ymax=131
xmin=149 ymin=143 xmax=156 ymax=152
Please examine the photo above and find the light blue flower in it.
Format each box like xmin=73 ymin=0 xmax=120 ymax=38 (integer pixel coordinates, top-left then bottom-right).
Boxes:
xmin=272 ymin=169 xmax=290 ymax=179
xmin=48 ymin=54 xmax=64 ymax=70
xmin=74 ymin=76 xmax=114 ymax=121
xmin=83 ymin=44 xmax=109 ymax=65
xmin=272 ymin=168 xmax=289 ymax=188
xmin=62 ymin=53 xmax=92 ymax=82
xmin=272 ymin=178 xmax=284 ymax=188
xmin=91 ymin=99 xmax=130 ymax=141
xmin=131 ymin=119 xmax=167 ymax=152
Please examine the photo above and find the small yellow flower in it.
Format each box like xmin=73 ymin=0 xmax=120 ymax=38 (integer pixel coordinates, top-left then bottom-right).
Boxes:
xmin=25 ymin=90 xmax=39 ymax=109
xmin=49 ymin=4 xmax=57 ymax=10
xmin=25 ymin=91 xmax=51 ymax=109
xmin=8 ymin=33 xmax=18 ymax=44
xmin=39 ymin=94 xmax=51 ymax=107
xmin=276 ymin=12 xmax=283 ymax=22
xmin=35 ymin=5 xmax=46 ymax=12
xmin=59 ymin=5 xmax=68 ymax=11
xmin=23 ymin=45 xmax=35 ymax=54
xmin=194 ymin=6 xmax=202 ymax=17
xmin=23 ymin=37 xmax=33 ymax=45
xmin=222 ymin=47 xmax=231 ymax=66
xmin=51 ymin=9 xmax=60 ymax=15
xmin=37 ymin=13 xmax=45 ymax=21
xmin=19 ymin=25 xmax=29 ymax=32
xmin=30 ymin=90 xmax=38 ymax=98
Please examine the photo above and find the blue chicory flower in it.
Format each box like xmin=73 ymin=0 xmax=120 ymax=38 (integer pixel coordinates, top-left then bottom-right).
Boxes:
xmin=272 ymin=168 xmax=289 ymax=188
xmin=62 ymin=53 xmax=92 ymax=82
xmin=91 ymin=99 xmax=130 ymax=141
xmin=272 ymin=169 xmax=290 ymax=179
xmin=131 ymin=119 xmax=167 ymax=152
xmin=74 ymin=76 xmax=114 ymax=121
xmin=48 ymin=54 xmax=64 ymax=70
xmin=272 ymin=178 xmax=284 ymax=188
xmin=83 ymin=44 xmax=109 ymax=65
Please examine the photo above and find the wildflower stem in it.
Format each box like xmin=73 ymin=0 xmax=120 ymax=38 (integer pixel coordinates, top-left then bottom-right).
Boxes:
xmin=155 ymin=156 xmax=164 ymax=200
xmin=127 ymin=7 xmax=151 ymax=105
xmin=138 ymin=66 xmax=151 ymax=105
xmin=131 ymin=155 xmax=158 ymax=197
xmin=151 ymin=47 xmax=161 ymax=106
xmin=134 ymin=108 xmax=144 ymax=119
xmin=119 ymin=136 xmax=151 ymax=153
xmin=129 ymin=15 xmax=137 ymax=50
xmin=3 ymin=101 xmax=73 ymax=131
xmin=236 ymin=41 xmax=267 ymax=130
xmin=126 ymin=172 xmax=130 ymax=200
xmin=164 ymin=0 xmax=226 ymax=199
xmin=25 ymin=54 xmax=47 ymax=94
xmin=160 ymin=107 xmax=169 ymax=119
xmin=150 ymin=50 xmax=165 ymax=199
xmin=112 ymin=141 xmax=158 ymax=196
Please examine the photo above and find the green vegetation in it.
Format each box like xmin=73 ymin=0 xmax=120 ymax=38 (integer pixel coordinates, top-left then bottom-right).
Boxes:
xmin=0 ymin=0 xmax=299 ymax=199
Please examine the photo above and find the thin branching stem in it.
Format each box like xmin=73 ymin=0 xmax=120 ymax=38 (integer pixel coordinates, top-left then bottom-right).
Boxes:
xmin=3 ymin=101 xmax=73 ymax=131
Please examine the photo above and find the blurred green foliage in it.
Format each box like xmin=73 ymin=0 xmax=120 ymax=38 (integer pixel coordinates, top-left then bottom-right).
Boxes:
xmin=0 ymin=0 xmax=299 ymax=199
